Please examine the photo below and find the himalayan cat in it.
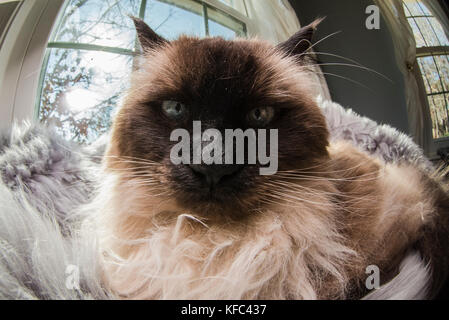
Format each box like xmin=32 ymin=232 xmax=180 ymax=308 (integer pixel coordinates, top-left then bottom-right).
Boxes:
xmin=89 ymin=17 xmax=449 ymax=300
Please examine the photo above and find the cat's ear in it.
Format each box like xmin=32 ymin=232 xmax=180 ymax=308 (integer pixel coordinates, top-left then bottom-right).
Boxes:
xmin=131 ymin=16 xmax=167 ymax=51
xmin=277 ymin=18 xmax=324 ymax=58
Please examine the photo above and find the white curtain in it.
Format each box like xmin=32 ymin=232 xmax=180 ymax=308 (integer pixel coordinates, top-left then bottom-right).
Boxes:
xmin=374 ymin=0 xmax=430 ymax=151
xmin=239 ymin=0 xmax=301 ymax=43
xmin=230 ymin=0 xmax=331 ymax=100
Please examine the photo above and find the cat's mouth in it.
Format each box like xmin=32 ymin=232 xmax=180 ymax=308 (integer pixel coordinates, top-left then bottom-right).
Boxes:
xmin=173 ymin=164 xmax=249 ymax=206
xmin=189 ymin=164 xmax=244 ymax=190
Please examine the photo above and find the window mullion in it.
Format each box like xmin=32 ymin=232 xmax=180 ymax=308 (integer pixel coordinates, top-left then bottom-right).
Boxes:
xmin=133 ymin=0 xmax=148 ymax=56
xmin=417 ymin=46 xmax=449 ymax=57
xmin=34 ymin=48 xmax=52 ymax=120
xmin=139 ymin=0 xmax=147 ymax=19
xmin=47 ymin=42 xmax=135 ymax=56
xmin=203 ymin=3 xmax=209 ymax=36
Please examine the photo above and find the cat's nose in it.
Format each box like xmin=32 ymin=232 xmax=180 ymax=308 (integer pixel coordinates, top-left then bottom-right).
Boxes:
xmin=189 ymin=164 xmax=242 ymax=187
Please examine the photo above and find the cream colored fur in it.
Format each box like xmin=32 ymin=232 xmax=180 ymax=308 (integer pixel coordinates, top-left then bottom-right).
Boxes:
xmin=88 ymin=173 xmax=356 ymax=299
xmin=86 ymin=142 xmax=436 ymax=300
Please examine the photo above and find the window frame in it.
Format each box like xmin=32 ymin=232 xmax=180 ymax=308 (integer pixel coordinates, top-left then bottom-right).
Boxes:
xmin=402 ymin=0 xmax=449 ymax=156
xmin=0 ymin=0 xmax=64 ymax=134
xmin=415 ymin=51 xmax=449 ymax=145
xmin=36 ymin=0 xmax=250 ymax=143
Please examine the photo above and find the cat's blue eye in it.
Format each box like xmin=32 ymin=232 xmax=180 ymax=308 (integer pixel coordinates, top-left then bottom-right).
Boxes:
xmin=247 ymin=107 xmax=275 ymax=127
xmin=162 ymin=101 xmax=188 ymax=121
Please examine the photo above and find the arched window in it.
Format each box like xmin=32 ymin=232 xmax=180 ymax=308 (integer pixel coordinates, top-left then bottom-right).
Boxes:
xmin=403 ymin=0 xmax=449 ymax=139
xmin=36 ymin=0 xmax=248 ymax=143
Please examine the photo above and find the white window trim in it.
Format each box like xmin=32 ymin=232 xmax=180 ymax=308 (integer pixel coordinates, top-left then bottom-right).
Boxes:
xmin=0 ymin=0 xmax=64 ymax=133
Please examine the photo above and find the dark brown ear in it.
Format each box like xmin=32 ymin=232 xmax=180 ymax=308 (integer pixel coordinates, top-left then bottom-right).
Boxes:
xmin=277 ymin=18 xmax=324 ymax=58
xmin=131 ymin=16 xmax=167 ymax=51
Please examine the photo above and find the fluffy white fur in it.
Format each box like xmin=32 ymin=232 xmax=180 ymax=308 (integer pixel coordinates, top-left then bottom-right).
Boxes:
xmin=0 ymin=183 xmax=108 ymax=299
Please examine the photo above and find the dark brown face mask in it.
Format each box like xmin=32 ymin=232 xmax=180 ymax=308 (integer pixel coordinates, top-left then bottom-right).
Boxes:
xmin=106 ymin=17 xmax=329 ymax=212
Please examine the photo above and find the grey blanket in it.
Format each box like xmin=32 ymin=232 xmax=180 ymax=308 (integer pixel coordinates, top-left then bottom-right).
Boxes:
xmin=0 ymin=99 xmax=434 ymax=299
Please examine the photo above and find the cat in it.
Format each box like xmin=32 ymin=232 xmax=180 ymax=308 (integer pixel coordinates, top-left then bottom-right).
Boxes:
xmin=87 ymin=17 xmax=449 ymax=299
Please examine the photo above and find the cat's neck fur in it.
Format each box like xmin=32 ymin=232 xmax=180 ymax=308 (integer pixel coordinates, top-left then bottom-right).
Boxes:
xmin=89 ymin=140 xmax=436 ymax=299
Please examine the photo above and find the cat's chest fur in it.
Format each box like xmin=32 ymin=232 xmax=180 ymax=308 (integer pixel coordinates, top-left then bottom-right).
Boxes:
xmin=91 ymin=141 xmax=439 ymax=300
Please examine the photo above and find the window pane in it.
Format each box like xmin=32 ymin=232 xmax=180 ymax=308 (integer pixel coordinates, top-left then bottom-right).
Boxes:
xmin=407 ymin=17 xmax=427 ymax=47
xmin=404 ymin=0 xmax=449 ymax=48
xmin=428 ymin=17 xmax=449 ymax=46
xmin=53 ymin=0 xmax=141 ymax=50
xmin=403 ymin=1 xmax=449 ymax=139
xmin=144 ymin=0 xmax=205 ymax=40
xmin=207 ymin=5 xmax=246 ymax=38
xmin=428 ymin=93 xmax=449 ymax=139
xmin=217 ymin=0 xmax=248 ymax=16
xmin=403 ymin=2 xmax=413 ymax=18
xmin=414 ymin=0 xmax=433 ymax=16
xmin=417 ymin=56 xmax=445 ymax=93
xmin=418 ymin=55 xmax=449 ymax=139
xmin=38 ymin=48 xmax=133 ymax=143
xmin=209 ymin=20 xmax=237 ymax=39
xmin=411 ymin=17 xmax=449 ymax=47
xmin=433 ymin=55 xmax=449 ymax=91
xmin=403 ymin=0 xmax=432 ymax=17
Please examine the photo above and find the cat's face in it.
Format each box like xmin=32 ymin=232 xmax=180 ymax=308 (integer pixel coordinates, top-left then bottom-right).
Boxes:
xmin=106 ymin=18 xmax=329 ymax=214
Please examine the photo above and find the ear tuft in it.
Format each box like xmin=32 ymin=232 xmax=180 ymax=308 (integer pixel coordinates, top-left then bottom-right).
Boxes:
xmin=277 ymin=17 xmax=325 ymax=58
xmin=130 ymin=16 xmax=167 ymax=51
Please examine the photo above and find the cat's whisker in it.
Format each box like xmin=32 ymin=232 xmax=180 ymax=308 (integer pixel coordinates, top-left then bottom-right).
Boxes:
xmin=276 ymin=67 xmax=373 ymax=93
xmin=107 ymin=165 xmax=161 ymax=173
xmin=285 ymin=167 xmax=384 ymax=177
xmin=299 ymin=51 xmax=393 ymax=83
xmin=262 ymin=187 xmax=336 ymax=207
xmin=266 ymin=179 xmax=380 ymax=202
xmin=301 ymin=51 xmax=365 ymax=68
xmin=111 ymin=174 xmax=165 ymax=182
xmin=272 ymin=158 xmax=343 ymax=172
xmin=273 ymin=173 xmax=382 ymax=183
xmin=276 ymin=162 xmax=385 ymax=177
xmin=104 ymin=167 xmax=164 ymax=174
xmin=102 ymin=155 xmax=161 ymax=165
xmin=264 ymin=190 xmax=357 ymax=215
xmin=298 ymin=30 xmax=343 ymax=58
xmin=321 ymin=73 xmax=374 ymax=92
xmin=273 ymin=68 xmax=368 ymax=93
xmin=106 ymin=166 xmax=163 ymax=174
xmin=275 ymin=160 xmax=368 ymax=174
xmin=312 ymin=63 xmax=393 ymax=83
xmin=272 ymin=174 xmax=382 ymax=184
xmin=54 ymin=143 xmax=161 ymax=168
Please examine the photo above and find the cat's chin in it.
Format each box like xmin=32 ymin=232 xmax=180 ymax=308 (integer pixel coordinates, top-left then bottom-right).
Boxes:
xmin=174 ymin=190 xmax=252 ymax=217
